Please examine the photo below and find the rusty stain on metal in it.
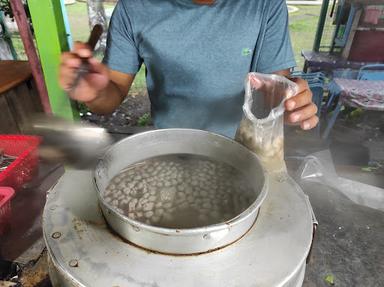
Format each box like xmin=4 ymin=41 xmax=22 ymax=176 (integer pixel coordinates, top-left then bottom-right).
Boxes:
xmin=104 ymin=218 xmax=255 ymax=257
xmin=52 ymin=232 xmax=61 ymax=239
xmin=20 ymin=250 xmax=50 ymax=287
xmin=98 ymin=202 xmax=261 ymax=257
xmin=73 ymin=218 xmax=88 ymax=240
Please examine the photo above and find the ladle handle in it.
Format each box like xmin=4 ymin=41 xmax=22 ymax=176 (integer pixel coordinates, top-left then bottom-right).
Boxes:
xmin=87 ymin=24 xmax=104 ymax=50
xmin=71 ymin=24 xmax=103 ymax=91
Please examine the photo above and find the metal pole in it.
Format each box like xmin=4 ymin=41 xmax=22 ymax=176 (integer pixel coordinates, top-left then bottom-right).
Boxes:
xmin=330 ymin=0 xmax=346 ymax=53
xmin=313 ymin=0 xmax=331 ymax=52
xmin=9 ymin=0 xmax=52 ymax=114
xmin=60 ymin=0 xmax=74 ymax=49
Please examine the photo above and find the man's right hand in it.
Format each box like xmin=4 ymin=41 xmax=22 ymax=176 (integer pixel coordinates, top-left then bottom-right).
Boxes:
xmin=59 ymin=42 xmax=110 ymax=103
xmin=59 ymin=42 xmax=136 ymax=115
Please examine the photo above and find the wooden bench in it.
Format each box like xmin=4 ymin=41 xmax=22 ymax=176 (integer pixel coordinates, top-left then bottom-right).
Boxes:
xmin=0 ymin=60 xmax=43 ymax=133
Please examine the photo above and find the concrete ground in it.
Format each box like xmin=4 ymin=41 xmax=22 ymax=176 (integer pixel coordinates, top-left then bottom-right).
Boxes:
xmin=285 ymin=109 xmax=384 ymax=286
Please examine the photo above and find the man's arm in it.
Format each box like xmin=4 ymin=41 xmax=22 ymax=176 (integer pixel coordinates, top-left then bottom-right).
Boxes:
xmin=83 ymin=68 xmax=135 ymax=114
xmin=59 ymin=42 xmax=135 ymax=114
xmin=273 ymin=69 xmax=318 ymax=130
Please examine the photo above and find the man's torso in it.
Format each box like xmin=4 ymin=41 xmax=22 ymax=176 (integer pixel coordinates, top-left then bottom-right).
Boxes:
xmin=105 ymin=0 xmax=293 ymax=137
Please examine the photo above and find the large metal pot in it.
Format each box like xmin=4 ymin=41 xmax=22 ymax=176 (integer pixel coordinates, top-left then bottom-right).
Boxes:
xmin=94 ymin=129 xmax=268 ymax=254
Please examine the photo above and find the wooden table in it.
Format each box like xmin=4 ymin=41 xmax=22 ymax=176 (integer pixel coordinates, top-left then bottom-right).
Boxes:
xmin=0 ymin=60 xmax=43 ymax=133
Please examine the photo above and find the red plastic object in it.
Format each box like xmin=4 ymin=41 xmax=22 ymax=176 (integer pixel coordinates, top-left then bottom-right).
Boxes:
xmin=0 ymin=135 xmax=41 ymax=191
xmin=0 ymin=187 xmax=15 ymax=235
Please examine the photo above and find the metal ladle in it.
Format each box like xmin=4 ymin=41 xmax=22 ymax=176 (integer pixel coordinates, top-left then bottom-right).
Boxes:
xmin=71 ymin=24 xmax=104 ymax=91
xmin=25 ymin=114 xmax=112 ymax=169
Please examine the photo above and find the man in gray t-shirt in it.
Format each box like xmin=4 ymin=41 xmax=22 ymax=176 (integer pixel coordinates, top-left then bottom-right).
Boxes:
xmin=59 ymin=0 xmax=318 ymax=137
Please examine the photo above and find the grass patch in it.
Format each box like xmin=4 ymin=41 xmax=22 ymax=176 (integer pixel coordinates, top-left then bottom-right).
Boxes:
xmin=10 ymin=36 xmax=27 ymax=60
xmin=290 ymin=21 xmax=312 ymax=32
xmin=137 ymin=112 xmax=151 ymax=126
xmin=289 ymin=5 xmax=321 ymax=70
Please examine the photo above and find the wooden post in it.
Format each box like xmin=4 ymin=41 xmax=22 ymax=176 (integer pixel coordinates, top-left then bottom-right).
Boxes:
xmin=26 ymin=0 xmax=78 ymax=120
xmin=9 ymin=0 xmax=52 ymax=114
xmin=342 ymin=7 xmax=363 ymax=60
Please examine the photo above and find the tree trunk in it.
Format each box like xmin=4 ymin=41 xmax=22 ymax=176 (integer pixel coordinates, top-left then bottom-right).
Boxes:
xmin=0 ymin=13 xmax=14 ymax=60
xmin=86 ymin=0 xmax=107 ymax=54
xmin=0 ymin=38 xmax=13 ymax=59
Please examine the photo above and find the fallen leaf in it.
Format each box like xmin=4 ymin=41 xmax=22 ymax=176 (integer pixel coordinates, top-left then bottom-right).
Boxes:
xmin=324 ymin=274 xmax=335 ymax=285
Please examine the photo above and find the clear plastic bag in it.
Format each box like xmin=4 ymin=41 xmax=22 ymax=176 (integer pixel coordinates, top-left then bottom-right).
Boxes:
xmin=297 ymin=149 xmax=384 ymax=212
xmin=235 ymin=73 xmax=298 ymax=167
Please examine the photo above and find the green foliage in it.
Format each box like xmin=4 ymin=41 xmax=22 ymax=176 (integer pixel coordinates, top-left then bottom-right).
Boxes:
xmin=77 ymin=102 xmax=90 ymax=115
xmin=346 ymin=108 xmax=363 ymax=120
xmin=138 ymin=112 xmax=151 ymax=126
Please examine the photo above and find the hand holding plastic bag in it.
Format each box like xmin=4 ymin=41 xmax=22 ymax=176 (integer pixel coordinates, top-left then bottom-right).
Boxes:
xmin=236 ymin=73 xmax=298 ymax=166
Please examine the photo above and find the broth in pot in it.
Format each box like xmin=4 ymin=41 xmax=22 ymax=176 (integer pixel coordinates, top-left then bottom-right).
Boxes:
xmin=103 ymin=154 xmax=257 ymax=229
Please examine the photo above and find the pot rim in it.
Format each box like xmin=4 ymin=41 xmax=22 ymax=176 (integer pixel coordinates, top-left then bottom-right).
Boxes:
xmin=94 ymin=128 xmax=268 ymax=236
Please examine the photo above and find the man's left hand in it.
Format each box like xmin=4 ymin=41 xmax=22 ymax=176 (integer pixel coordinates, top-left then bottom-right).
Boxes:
xmin=285 ymin=78 xmax=319 ymax=130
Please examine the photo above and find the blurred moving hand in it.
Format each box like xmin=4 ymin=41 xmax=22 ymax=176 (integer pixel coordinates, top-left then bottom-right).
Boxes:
xmin=59 ymin=42 xmax=110 ymax=103
xmin=58 ymin=43 xmax=135 ymax=114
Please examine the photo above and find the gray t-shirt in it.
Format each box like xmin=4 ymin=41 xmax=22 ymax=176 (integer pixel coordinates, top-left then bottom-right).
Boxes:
xmin=103 ymin=0 xmax=296 ymax=138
